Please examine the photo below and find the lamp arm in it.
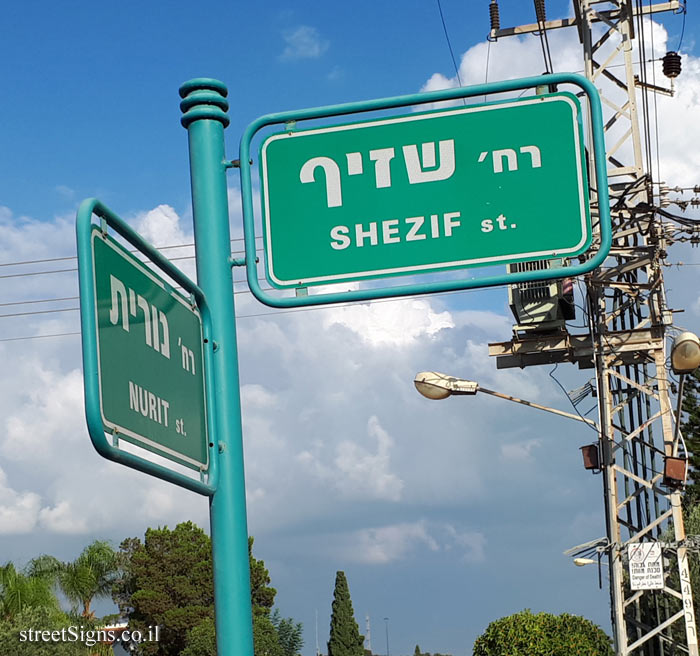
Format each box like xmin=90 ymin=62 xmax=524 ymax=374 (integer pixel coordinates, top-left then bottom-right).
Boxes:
xmin=477 ymin=387 xmax=599 ymax=429
xmin=672 ymin=374 xmax=686 ymax=457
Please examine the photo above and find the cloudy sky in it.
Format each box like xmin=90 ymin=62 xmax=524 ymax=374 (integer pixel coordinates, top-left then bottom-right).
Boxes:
xmin=1 ymin=1 xmax=699 ymax=654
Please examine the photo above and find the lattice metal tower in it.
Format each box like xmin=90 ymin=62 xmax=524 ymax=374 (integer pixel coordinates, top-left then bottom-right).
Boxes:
xmin=488 ymin=1 xmax=696 ymax=654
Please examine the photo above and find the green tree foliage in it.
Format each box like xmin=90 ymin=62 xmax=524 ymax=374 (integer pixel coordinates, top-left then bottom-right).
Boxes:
xmin=113 ymin=522 xmax=298 ymax=656
xmin=110 ymin=536 xmax=141 ymax=618
xmin=0 ymin=562 xmax=61 ymax=620
xmin=250 ymin=537 xmax=277 ymax=617
xmin=663 ymin=501 xmax=700 ymax=646
xmin=685 ymin=504 xmax=700 ymax=621
xmin=176 ymin=605 xmax=299 ymax=656
xmin=113 ymin=521 xmax=215 ymax=655
xmin=0 ymin=606 xmax=92 ymax=655
xmin=652 ymin=370 xmax=700 ymax=648
xmin=682 ymin=370 xmax=700 ymax=507
xmin=254 ymin=613 xmax=285 ymax=656
xmin=0 ymin=559 xmax=114 ymax=655
xmin=30 ymin=540 xmax=120 ymax=619
xmin=472 ymin=609 xmax=614 ymax=656
xmin=271 ymin=608 xmax=304 ymax=656
xmin=327 ymin=571 xmax=364 ymax=656
xmin=181 ymin=617 xmax=217 ymax=656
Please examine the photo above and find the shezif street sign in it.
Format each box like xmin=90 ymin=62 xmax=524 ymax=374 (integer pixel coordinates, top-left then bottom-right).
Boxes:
xmin=259 ymin=92 xmax=591 ymax=288
xmin=90 ymin=227 xmax=209 ymax=470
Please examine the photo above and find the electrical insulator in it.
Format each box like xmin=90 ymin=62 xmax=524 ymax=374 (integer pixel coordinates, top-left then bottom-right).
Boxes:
xmin=691 ymin=198 xmax=700 ymax=207
xmin=693 ymin=185 xmax=700 ymax=194
xmin=662 ymin=51 xmax=682 ymax=79
xmin=534 ymin=0 xmax=546 ymax=22
xmin=489 ymin=0 xmax=501 ymax=32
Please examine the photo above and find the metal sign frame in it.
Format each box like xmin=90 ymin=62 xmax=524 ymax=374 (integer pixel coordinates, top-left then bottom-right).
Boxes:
xmin=76 ymin=198 xmax=218 ymax=496
xmin=259 ymin=92 xmax=591 ymax=288
xmin=239 ymin=72 xmax=611 ymax=308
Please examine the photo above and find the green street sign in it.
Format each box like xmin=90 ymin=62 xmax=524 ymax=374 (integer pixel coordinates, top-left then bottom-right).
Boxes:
xmin=260 ymin=92 xmax=590 ymax=288
xmin=90 ymin=227 xmax=208 ymax=470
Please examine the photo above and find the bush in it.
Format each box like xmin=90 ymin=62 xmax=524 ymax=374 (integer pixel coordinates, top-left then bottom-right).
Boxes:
xmin=472 ymin=609 xmax=614 ymax=656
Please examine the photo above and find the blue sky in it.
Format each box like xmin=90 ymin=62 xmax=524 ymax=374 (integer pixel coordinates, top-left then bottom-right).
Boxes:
xmin=1 ymin=1 xmax=699 ymax=655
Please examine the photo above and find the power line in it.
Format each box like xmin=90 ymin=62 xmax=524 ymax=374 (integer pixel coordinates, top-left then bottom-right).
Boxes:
xmin=0 ymin=235 xmax=259 ymax=269
xmin=0 ymin=247 xmax=260 ymax=281
xmin=436 ymin=0 xmax=464 ymax=86
xmin=0 ymin=296 xmax=79 ymax=308
xmin=0 ymin=282 xmax=512 ymax=342
xmin=534 ymin=0 xmax=554 ymax=74
xmin=0 ymin=307 xmax=79 ymax=320
xmin=0 ymin=331 xmax=81 ymax=343
xmin=0 ymin=267 xmax=286 ymax=313
xmin=677 ymin=2 xmax=687 ymax=51
xmin=0 ymin=254 xmax=77 ymax=268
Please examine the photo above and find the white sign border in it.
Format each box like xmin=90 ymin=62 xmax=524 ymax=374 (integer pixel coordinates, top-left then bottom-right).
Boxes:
xmin=91 ymin=229 xmax=210 ymax=471
xmin=260 ymin=94 xmax=590 ymax=288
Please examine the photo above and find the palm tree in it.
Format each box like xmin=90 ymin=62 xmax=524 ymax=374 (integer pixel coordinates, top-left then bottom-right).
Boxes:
xmin=0 ymin=562 xmax=60 ymax=620
xmin=30 ymin=540 xmax=120 ymax=619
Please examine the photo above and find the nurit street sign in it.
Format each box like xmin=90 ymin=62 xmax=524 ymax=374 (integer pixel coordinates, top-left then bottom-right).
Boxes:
xmin=260 ymin=92 xmax=591 ymax=288
xmin=89 ymin=226 xmax=208 ymax=471
xmin=78 ymin=79 xmax=255 ymax=656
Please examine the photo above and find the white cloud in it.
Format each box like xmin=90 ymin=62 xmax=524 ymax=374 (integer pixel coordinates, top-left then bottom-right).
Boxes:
xmin=133 ymin=204 xmax=191 ymax=249
xmin=652 ymin=51 xmax=700 ymax=186
xmin=0 ymin=207 xmax=75 ymax=284
xmin=280 ymin=26 xmax=329 ymax=61
xmin=323 ymin=298 xmax=454 ymax=347
xmin=241 ymin=384 xmax=277 ymax=409
xmin=0 ymin=468 xmax=41 ymax=534
xmin=419 ymin=32 xmax=583 ymax=110
xmin=500 ymin=437 xmax=542 ymax=462
xmin=0 ymin=349 xmax=207 ymax=536
xmin=129 ymin=203 xmax=197 ymax=282
xmin=297 ymin=416 xmax=404 ymax=502
xmin=38 ymin=501 xmax=88 ymax=534
xmin=2 ymin=364 xmax=84 ymax=462
xmin=338 ymin=521 xmax=439 ymax=564
xmin=0 ymin=15 xmax=697 ymax=653
xmin=421 ymin=15 xmax=700 ymax=197
xmin=321 ymin=520 xmax=486 ymax=565
xmin=443 ymin=524 xmax=487 ymax=563
xmin=327 ymin=66 xmax=343 ymax=81
xmin=54 ymin=185 xmax=75 ymax=200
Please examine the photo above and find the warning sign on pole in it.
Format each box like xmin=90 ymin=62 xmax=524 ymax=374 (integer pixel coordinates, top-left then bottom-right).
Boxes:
xmin=628 ymin=543 xmax=664 ymax=590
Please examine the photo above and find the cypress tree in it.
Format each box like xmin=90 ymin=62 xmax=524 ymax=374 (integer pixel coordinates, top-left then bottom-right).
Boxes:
xmin=327 ymin=571 xmax=364 ymax=656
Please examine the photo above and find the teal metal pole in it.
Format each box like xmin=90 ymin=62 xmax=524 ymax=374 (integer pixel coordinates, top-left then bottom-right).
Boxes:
xmin=180 ymin=78 xmax=253 ymax=656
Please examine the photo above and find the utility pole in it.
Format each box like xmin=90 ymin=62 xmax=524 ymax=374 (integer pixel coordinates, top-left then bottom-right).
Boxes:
xmin=366 ymin=614 xmax=372 ymax=654
xmin=488 ymin=1 xmax=697 ymax=654
xmin=384 ymin=617 xmax=390 ymax=656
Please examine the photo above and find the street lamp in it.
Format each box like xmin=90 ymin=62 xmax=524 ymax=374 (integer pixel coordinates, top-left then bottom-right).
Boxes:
xmin=573 ymin=557 xmax=597 ymax=567
xmin=413 ymin=371 xmax=598 ymax=429
xmin=671 ymin=331 xmax=700 ymax=375
xmin=413 ymin=371 xmax=478 ymax=399
xmin=564 ymin=536 xmax=610 ymax=588
xmin=667 ymin=331 xmax=700 ymax=484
